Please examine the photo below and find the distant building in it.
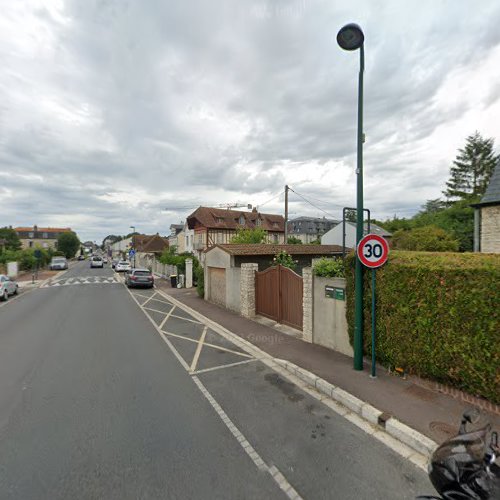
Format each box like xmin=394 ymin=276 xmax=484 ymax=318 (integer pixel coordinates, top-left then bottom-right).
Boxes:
xmin=287 ymin=216 xmax=339 ymax=243
xmin=472 ymin=161 xmax=500 ymax=253
xmin=168 ymin=224 xmax=184 ymax=250
xmin=321 ymin=222 xmax=392 ymax=249
xmin=187 ymin=206 xmax=285 ymax=259
xmin=15 ymin=225 xmax=72 ymax=249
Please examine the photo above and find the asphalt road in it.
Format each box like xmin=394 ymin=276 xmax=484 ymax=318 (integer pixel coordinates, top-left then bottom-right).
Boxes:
xmin=0 ymin=260 xmax=434 ymax=499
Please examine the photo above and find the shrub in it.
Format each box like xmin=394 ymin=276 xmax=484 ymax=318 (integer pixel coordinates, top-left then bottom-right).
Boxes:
xmin=231 ymin=228 xmax=266 ymax=244
xmin=392 ymin=225 xmax=459 ymax=252
xmin=313 ymin=257 xmax=345 ymax=278
xmin=272 ymin=250 xmax=297 ymax=270
xmin=345 ymin=251 xmax=500 ymax=403
xmin=195 ymin=266 xmax=204 ymax=298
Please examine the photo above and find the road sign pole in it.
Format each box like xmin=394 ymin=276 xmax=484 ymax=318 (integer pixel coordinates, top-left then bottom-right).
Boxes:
xmin=370 ymin=268 xmax=377 ymax=378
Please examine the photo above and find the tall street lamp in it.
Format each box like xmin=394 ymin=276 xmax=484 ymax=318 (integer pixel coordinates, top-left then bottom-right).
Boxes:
xmin=130 ymin=225 xmax=136 ymax=268
xmin=337 ymin=23 xmax=365 ymax=371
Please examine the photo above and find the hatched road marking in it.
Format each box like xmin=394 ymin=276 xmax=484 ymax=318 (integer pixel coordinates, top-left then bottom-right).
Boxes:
xmin=41 ymin=276 xmax=119 ymax=288
xmin=125 ymin=285 xmax=304 ymax=499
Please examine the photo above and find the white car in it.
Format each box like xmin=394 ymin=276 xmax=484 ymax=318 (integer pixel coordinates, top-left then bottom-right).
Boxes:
xmin=0 ymin=275 xmax=18 ymax=301
xmin=115 ymin=260 xmax=131 ymax=272
xmin=90 ymin=256 xmax=104 ymax=268
xmin=50 ymin=257 xmax=68 ymax=270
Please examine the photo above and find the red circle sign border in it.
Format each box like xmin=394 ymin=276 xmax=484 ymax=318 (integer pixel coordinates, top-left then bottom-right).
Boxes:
xmin=357 ymin=233 xmax=389 ymax=268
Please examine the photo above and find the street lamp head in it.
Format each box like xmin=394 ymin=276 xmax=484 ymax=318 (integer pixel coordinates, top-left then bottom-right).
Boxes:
xmin=337 ymin=23 xmax=364 ymax=51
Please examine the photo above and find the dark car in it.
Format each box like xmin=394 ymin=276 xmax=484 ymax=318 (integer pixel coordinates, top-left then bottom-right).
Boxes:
xmin=78 ymin=255 xmax=85 ymax=261
xmin=125 ymin=269 xmax=154 ymax=288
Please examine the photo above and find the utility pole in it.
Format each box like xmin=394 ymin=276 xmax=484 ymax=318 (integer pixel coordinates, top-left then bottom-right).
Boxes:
xmin=284 ymin=185 xmax=289 ymax=243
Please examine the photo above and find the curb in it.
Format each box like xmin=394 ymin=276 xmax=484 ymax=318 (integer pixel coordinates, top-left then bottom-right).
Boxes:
xmin=155 ymin=288 xmax=437 ymax=469
xmin=274 ymin=359 xmax=438 ymax=459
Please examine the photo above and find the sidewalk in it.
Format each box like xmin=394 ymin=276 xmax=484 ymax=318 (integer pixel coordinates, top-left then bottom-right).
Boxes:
xmin=156 ymin=282 xmax=499 ymax=448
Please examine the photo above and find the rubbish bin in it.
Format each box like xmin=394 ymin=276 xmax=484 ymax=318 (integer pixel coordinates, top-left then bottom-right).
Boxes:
xmin=170 ymin=275 xmax=177 ymax=288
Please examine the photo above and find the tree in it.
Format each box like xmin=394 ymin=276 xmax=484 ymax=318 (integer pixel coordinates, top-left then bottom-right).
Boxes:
xmin=418 ymin=198 xmax=447 ymax=215
xmin=444 ymin=131 xmax=499 ymax=200
xmin=57 ymin=232 xmax=80 ymax=258
xmin=287 ymin=236 xmax=302 ymax=244
xmin=392 ymin=226 xmax=459 ymax=252
xmin=230 ymin=228 xmax=267 ymax=244
xmin=0 ymin=227 xmax=21 ymax=251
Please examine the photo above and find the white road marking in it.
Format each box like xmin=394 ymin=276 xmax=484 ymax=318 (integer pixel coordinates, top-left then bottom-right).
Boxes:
xmin=162 ymin=331 xmax=254 ymax=358
xmin=190 ymin=326 xmax=207 ymax=372
xmin=140 ymin=293 xmax=158 ymax=308
xmin=126 ymin=286 xmax=191 ymax=371
xmin=169 ymin=313 xmax=202 ymax=325
xmin=143 ymin=306 xmax=173 ymax=316
xmin=191 ymin=358 xmax=258 ymax=375
xmin=159 ymin=306 xmax=176 ymax=330
xmin=192 ymin=376 xmax=302 ymax=500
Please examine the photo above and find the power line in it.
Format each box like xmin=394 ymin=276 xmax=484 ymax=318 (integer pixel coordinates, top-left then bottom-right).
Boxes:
xmin=256 ymin=189 xmax=284 ymax=209
xmin=288 ymin=188 xmax=340 ymax=220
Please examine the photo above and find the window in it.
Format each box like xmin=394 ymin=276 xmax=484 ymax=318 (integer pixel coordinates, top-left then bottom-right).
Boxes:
xmin=239 ymin=216 xmax=245 ymax=225
xmin=273 ymin=234 xmax=278 ymax=243
xmin=256 ymin=218 xmax=261 ymax=226
xmin=29 ymin=232 xmax=34 ymax=238
xmin=273 ymin=222 xmax=279 ymax=228
xmin=43 ymin=232 xmax=48 ymax=238
xmin=216 ymin=217 xmax=224 ymax=223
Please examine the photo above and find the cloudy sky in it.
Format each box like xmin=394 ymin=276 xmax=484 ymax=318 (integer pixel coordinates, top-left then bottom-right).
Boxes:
xmin=1 ymin=0 xmax=500 ymax=242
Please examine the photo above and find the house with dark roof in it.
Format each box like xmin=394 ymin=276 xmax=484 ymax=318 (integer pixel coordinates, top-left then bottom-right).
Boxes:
xmin=186 ymin=206 xmax=285 ymax=255
xmin=472 ymin=161 xmax=500 ymax=253
xmin=288 ymin=216 xmax=339 ymax=243
xmin=134 ymin=233 xmax=169 ymax=255
xmin=15 ymin=225 xmax=72 ymax=249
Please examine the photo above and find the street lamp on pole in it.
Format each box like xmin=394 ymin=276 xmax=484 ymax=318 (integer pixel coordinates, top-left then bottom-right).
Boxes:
xmin=130 ymin=226 xmax=136 ymax=268
xmin=337 ymin=23 xmax=365 ymax=371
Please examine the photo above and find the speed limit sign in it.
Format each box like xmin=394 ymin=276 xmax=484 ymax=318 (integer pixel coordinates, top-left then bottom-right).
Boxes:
xmin=357 ymin=234 xmax=389 ymax=268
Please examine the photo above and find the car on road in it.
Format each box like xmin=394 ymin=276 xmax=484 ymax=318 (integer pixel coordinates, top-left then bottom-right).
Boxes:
xmin=111 ymin=259 xmax=119 ymax=269
xmin=90 ymin=256 xmax=104 ymax=268
xmin=50 ymin=257 xmax=68 ymax=270
xmin=115 ymin=260 xmax=131 ymax=272
xmin=103 ymin=257 xmax=108 ymax=264
xmin=0 ymin=275 xmax=18 ymax=301
xmin=77 ymin=255 xmax=85 ymax=261
xmin=125 ymin=269 xmax=154 ymax=288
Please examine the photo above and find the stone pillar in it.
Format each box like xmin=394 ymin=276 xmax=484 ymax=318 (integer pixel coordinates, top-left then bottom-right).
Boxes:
xmin=185 ymin=259 xmax=193 ymax=288
xmin=302 ymin=267 xmax=313 ymax=343
xmin=240 ymin=263 xmax=258 ymax=318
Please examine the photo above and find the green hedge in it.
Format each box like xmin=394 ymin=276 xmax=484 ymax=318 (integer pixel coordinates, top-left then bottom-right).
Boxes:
xmin=345 ymin=251 xmax=500 ymax=403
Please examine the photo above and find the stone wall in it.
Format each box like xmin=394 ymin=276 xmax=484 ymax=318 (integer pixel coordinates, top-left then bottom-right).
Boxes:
xmin=481 ymin=205 xmax=500 ymax=253
xmin=302 ymin=267 xmax=313 ymax=342
xmin=240 ymin=263 xmax=258 ymax=318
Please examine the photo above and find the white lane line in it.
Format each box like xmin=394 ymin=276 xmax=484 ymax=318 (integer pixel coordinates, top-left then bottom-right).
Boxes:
xmin=190 ymin=326 xmax=208 ymax=372
xmin=161 ymin=331 xmax=254 ymax=358
xmin=169 ymin=313 xmax=202 ymax=325
xmin=159 ymin=306 xmax=176 ymax=330
xmin=191 ymin=358 xmax=258 ymax=375
xmin=126 ymin=287 xmax=190 ymax=371
xmin=131 ymin=292 xmax=154 ymax=300
xmin=143 ymin=306 xmax=173 ymax=316
xmin=192 ymin=376 xmax=302 ymax=500
xmin=140 ymin=293 xmax=158 ymax=308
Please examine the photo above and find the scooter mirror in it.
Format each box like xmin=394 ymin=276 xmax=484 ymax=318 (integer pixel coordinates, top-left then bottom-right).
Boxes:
xmin=463 ymin=408 xmax=480 ymax=424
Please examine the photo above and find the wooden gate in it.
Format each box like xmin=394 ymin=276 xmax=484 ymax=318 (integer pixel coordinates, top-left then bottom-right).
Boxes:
xmin=255 ymin=265 xmax=303 ymax=331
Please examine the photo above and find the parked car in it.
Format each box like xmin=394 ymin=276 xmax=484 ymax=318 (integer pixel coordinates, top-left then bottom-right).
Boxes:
xmin=77 ymin=255 xmax=85 ymax=261
xmin=0 ymin=275 xmax=18 ymax=301
xmin=115 ymin=260 xmax=131 ymax=272
xmin=103 ymin=257 xmax=108 ymax=264
xmin=50 ymin=257 xmax=68 ymax=270
xmin=125 ymin=268 xmax=154 ymax=288
xmin=111 ymin=259 xmax=119 ymax=269
xmin=90 ymin=256 xmax=104 ymax=268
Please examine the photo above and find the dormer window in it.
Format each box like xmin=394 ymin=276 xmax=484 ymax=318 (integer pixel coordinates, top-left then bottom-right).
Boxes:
xmin=256 ymin=218 xmax=262 ymax=226
xmin=273 ymin=222 xmax=279 ymax=228
xmin=216 ymin=217 xmax=224 ymax=223
xmin=239 ymin=216 xmax=245 ymax=225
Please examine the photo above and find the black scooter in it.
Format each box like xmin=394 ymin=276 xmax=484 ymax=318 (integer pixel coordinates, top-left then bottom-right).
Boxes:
xmin=418 ymin=409 xmax=500 ymax=499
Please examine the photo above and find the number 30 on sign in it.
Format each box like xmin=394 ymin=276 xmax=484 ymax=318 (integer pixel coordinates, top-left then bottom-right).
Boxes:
xmin=357 ymin=234 xmax=389 ymax=268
